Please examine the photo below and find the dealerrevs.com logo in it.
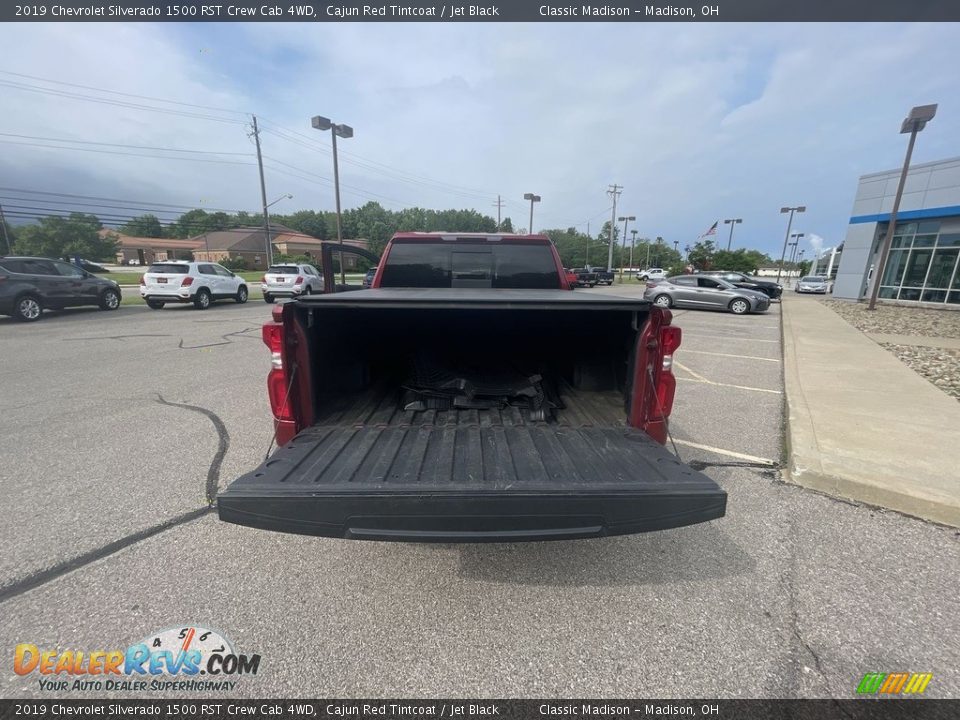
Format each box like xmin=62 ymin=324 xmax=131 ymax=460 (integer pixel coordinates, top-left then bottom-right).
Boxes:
xmin=14 ymin=626 xmax=261 ymax=692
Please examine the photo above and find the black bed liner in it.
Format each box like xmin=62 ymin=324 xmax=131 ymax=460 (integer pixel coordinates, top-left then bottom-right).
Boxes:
xmin=218 ymin=401 xmax=727 ymax=541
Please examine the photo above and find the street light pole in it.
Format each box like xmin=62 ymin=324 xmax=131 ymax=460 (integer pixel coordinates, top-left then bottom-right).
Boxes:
xmin=617 ymin=215 xmax=635 ymax=281
xmin=867 ymin=103 xmax=938 ymax=310
xmin=630 ymin=229 xmax=638 ymax=272
xmin=776 ymin=206 xmax=806 ymax=286
xmin=311 ymin=115 xmax=354 ymax=288
xmin=523 ymin=193 xmax=541 ymax=234
xmin=723 ymin=218 xmax=742 ymax=251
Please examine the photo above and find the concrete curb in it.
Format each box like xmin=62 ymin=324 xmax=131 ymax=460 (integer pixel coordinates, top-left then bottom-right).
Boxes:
xmin=781 ymin=298 xmax=960 ymax=528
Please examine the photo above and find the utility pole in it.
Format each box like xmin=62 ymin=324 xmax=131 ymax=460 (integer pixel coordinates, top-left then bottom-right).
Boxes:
xmin=250 ymin=115 xmax=273 ymax=268
xmin=0 ymin=203 xmax=11 ymax=254
xmin=493 ymin=195 xmax=504 ymax=231
xmin=606 ymin=184 xmax=622 ymax=272
xmin=630 ymin=229 xmax=638 ymax=271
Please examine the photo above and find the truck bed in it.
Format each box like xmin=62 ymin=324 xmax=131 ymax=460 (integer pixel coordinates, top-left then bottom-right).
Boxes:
xmin=218 ymin=384 xmax=726 ymax=541
xmin=217 ymin=288 xmax=726 ymax=541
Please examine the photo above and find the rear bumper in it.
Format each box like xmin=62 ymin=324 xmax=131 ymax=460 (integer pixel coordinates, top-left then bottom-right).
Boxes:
xmin=141 ymin=293 xmax=193 ymax=303
xmin=261 ymin=285 xmax=304 ymax=296
xmin=217 ymin=490 xmax=727 ymax=542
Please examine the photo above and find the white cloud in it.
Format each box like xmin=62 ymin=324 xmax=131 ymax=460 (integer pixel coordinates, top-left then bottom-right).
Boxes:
xmin=1 ymin=22 xmax=959 ymax=257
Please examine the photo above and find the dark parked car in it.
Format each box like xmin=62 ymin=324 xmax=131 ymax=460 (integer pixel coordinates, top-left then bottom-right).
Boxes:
xmin=0 ymin=256 xmax=122 ymax=322
xmin=699 ymin=271 xmax=783 ymax=300
xmin=643 ymin=275 xmax=769 ymax=315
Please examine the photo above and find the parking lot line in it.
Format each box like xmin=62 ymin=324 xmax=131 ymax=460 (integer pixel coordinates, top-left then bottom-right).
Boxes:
xmin=681 ymin=349 xmax=781 ymax=362
xmin=672 ymin=439 xmax=779 ymax=466
xmin=683 ymin=334 xmax=780 ymax=344
xmin=675 ymin=374 xmax=783 ymax=395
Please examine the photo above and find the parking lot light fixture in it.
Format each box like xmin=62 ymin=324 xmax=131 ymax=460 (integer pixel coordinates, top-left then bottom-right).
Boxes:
xmin=776 ymin=206 xmax=806 ymax=286
xmin=312 ymin=115 xmax=354 ymax=287
xmin=867 ymin=103 xmax=938 ymax=311
xmin=723 ymin=218 xmax=742 ymax=251
xmin=523 ymin=193 xmax=541 ymax=234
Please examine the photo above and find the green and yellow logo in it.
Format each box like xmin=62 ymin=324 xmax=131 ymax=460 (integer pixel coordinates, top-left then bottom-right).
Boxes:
xmin=857 ymin=672 xmax=932 ymax=695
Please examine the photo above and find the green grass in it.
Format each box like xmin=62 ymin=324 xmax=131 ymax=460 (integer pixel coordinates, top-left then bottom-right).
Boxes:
xmin=104 ymin=270 xmax=365 ymax=285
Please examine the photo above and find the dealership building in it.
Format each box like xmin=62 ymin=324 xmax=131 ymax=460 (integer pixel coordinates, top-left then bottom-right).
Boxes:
xmin=833 ymin=155 xmax=960 ymax=306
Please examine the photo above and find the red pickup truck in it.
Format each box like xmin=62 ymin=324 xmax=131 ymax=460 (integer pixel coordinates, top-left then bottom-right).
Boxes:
xmin=218 ymin=232 xmax=726 ymax=541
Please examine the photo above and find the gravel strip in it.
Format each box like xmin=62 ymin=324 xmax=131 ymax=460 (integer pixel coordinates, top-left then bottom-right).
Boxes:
xmin=877 ymin=344 xmax=960 ymax=402
xmin=820 ymin=299 xmax=960 ymax=402
xmin=821 ymin=299 xmax=960 ymax=338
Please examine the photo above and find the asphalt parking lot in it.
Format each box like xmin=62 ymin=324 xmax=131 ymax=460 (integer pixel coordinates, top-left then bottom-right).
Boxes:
xmin=0 ymin=294 xmax=957 ymax=699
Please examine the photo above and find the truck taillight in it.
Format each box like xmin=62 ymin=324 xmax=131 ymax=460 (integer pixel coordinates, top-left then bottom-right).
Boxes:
xmin=181 ymin=276 xmax=194 ymax=287
xmin=660 ymin=325 xmax=681 ymax=371
xmin=262 ymin=322 xmax=293 ymax=422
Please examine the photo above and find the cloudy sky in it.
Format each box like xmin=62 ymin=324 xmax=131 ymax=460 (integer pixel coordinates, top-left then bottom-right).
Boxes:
xmin=1 ymin=22 xmax=958 ymax=259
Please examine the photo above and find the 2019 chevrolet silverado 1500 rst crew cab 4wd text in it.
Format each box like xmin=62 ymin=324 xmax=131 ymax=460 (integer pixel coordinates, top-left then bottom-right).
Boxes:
xmin=217 ymin=233 xmax=726 ymax=542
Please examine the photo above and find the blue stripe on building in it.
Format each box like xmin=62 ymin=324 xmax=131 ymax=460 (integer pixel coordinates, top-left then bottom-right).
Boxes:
xmin=850 ymin=205 xmax=960 ymax=224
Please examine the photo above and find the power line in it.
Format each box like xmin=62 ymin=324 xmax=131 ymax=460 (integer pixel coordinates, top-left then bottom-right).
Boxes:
xmin=0 ymin=139 xmax=257 ymax=165
xmin=0 ymin=69 xmax=249 ymax=116
xmin=0 ymin=132 xmax=252 ymax=156
xmin=0 ymin=79 xmax=248 ymax=125
xmin=0 ymin=187 xmax=239 ymax=213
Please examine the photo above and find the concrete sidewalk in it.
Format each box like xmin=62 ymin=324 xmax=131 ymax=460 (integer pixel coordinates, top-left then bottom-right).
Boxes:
xmin=781 ymin=296 xmax=960 ymax=527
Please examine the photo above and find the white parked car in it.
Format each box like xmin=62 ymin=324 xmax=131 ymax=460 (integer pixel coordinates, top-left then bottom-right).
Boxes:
xmin=636 ymin=267 xmax=667 ymax=281
xmin=261 ymin=263 xmax=323 ymax=303
xmin=140 ymin=261 xmax=248 ymax=310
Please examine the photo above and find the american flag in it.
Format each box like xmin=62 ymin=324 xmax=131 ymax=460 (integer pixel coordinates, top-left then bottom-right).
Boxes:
xmin=699 ymin=221 xmax=718 ymax=239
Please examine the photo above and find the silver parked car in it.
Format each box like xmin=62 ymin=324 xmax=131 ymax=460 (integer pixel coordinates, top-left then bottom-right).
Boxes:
xmin=643 ymin=275 xmax=770 ymax=315
xmin=795 ymin=275 xmax=830 ymax=294
xmin=261 ymin=263 xmax=323 ymax=303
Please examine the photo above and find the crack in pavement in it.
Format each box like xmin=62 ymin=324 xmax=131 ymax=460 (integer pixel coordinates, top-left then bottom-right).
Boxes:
xmin=177 ymin=326 xmax=260 ymax=350
xmin=0 ymin=507 xmax=213 ymax=605
xmin=0 ymin=396 xmax=231 ymax=606
xmin=155 ymin=394 xmax=230 ymax=503
xmin=62 ymin=334 xmax=172 ymax=342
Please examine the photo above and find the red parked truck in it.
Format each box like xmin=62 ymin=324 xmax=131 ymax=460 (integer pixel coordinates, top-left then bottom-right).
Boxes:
xmin=217 ymin=233 xmax=726 ymax=542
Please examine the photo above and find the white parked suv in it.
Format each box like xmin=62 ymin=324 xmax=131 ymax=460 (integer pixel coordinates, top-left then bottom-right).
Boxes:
xmin=261 ymin=263 xmax=323 ymax=303
xmin=140 ymin=261 xmax=249 ymax=310
xmin=636 ymin=267 xmax=667 ymax=281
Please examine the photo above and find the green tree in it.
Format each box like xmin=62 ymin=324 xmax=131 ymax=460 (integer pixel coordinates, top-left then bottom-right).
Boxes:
xmin=500 ymin=217 xmax=514 ymax=233
xmin=687 ymin=239 xmax=717 ymax=270
xmin=120 ymin=214 xmax=163 ymax=238
xmin=15 ymin=213 xmax=117 ymax=261
xmin=711 ymin=248 xmax=772 ymax=274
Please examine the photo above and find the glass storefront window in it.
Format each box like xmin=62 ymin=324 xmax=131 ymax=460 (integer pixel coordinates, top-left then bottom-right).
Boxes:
xmin=874 ymin=219 xmax=960 ymax=303
xmin=927 ymin=249 xmax=958 ymax=289
xmin=902 ymin=249 xmax=933 ymax=287
xmin=881 ymin=249 xmax=909 ymax=286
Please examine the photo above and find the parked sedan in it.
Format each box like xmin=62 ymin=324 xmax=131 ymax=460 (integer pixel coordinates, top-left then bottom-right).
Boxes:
xmin=643 ymin=275 xmax=770 ymax=315
xmin=796 ymin=275 xmax=830 ymax=294
xmin=261 ymin=263 xmax=323 ymax=303
xmin=699 ymin=271 xmax=783 ymax=300
xmin=0 ymin=256 xmax=122 ymax=322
